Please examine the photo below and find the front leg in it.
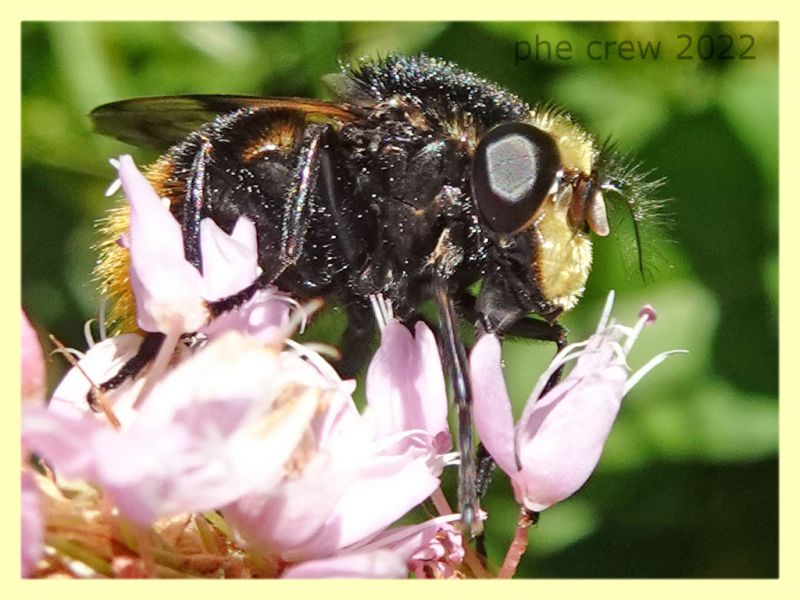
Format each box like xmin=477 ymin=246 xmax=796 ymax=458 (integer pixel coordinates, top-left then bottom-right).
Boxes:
xmin=433 ymin=277 xmax=481 ymax=538
xmin=426 ymin=224 xmax=484 ymax=537
xmin=459 ymin=290 xmax=568 ymax=395
xmin=502 ymin=317 xmax=568 ymax=397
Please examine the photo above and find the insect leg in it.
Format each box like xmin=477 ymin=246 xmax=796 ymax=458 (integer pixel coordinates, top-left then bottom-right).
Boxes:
xmin=210 ymin=125 xmax=335 ymax=316
xmin=183 ymin=140 xmax=212 ymax=271
xmin=503 ymin=316 xmax=567 ymax=347
xmin=433 ymin=278 xmax=481 ymax=537
xmin=317 ymin=125 xmax=370 ymax=267
xmin=336 ymin=301 xmax=376 ymax=378
xmin=459 ymin=291 xmax=567 ymax=393
xmin=88 ymin=332 xmax=165 ymax=407
xmin=311 ymin=124 xmax=379 ymax=377
xmin=501 ymin=317 xmax=568 ymax=396
xmin=278 ymin=127 xmax=325 ymax=265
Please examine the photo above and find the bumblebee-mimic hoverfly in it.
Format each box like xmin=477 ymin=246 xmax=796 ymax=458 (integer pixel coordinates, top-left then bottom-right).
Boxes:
xmin=90 ymin=54 xmax=661 ymax=536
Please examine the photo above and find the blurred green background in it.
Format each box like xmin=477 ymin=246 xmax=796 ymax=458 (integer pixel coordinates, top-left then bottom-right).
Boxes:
xmin=21 ymin=22 xmax=778 ymax=577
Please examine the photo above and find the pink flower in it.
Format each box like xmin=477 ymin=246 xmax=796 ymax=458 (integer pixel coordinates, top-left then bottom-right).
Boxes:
xmin=23 ymin=331 xmax=333 ymax=525
xmin=223 ymin=397 xmax=445 ymax=563
xmin=281 ymin=514 xmax=463 ymax=578
xmin=21 ymin=310 xmax=46 ymax=406
xmin=352 ymin=514 xmax=464 ymax=579
xmin=115 ymin=155 xmax=261 ymax=334
xmin=21 ymin=470 xmax=42 ymax=577
xmin=281 ymin=550 xmax=408 ymax=579
xmin=21 ymin=309 xmax=46 ymax=576
xmin=365 ymin=320 xmax=451 ymax=452
xmin=407 ymin=522 xmax=464 ymax=578
xmin=471 ymin=292 xmax=683 ymax=512
xmin=223 ymin=319 xmax=455 ymax=566
xmin=200 ymin=288 xmax=293 ymax=344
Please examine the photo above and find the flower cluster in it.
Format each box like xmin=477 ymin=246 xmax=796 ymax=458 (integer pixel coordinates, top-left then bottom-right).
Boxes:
xmin=20 ymin=156 xmax=679 ymax=578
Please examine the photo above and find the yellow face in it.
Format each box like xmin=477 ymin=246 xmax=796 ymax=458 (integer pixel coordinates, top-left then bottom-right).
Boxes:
xmin=524 ymin=108 xmax=605 ymax=312
xmin=530 ymin=189 xmax=594 ymax=311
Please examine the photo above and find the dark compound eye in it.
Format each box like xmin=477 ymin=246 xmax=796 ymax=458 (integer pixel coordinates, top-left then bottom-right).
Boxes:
xmin=471 ymin=122 xmax=561 ymax=233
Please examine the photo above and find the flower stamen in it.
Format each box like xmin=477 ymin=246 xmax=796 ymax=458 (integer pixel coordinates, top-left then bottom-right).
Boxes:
xmin=369 ymin=293 xmax=394 ymax=330
xmin=48 ymin=334 xmax=121 ymax=429
xmin=624 ymin=349 xmax=688 ymax=395
xmin=622 ymin=305 xmax=657 ymax=355
xmin=281 ymin=298 xmax=323 ymax=341
xmin=105 ymin=158 xmax=122 ymax=197
xmin=596 ymin=289 xmax=616 ymax=333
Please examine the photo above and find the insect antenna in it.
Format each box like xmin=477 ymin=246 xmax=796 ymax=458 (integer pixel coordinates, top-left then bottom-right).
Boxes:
xmin=596 ymin=138 xmax=670 ymax=281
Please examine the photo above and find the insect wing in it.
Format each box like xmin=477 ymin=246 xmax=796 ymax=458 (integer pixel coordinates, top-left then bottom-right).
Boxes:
xmin=90 ymin=94 xmax=361 ymax=149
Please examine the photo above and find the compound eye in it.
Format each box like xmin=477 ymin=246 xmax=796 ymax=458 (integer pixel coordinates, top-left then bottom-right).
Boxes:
xmin=471 ymin=122 xmax=561 ymax=233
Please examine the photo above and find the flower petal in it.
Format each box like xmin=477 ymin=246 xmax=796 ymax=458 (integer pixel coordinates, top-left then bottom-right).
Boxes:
xmin=28 ymin=332 xmax=327 ymax=525
xmin=118 ymin=155 xmax=207 ymax=333
xmin=198 ymin=216 xmax=259 ymax=301
xmin=308 ymin=450 xmax=441 ymax=555
xmin=97 ymin=333 xmax=324 ymax=523
xmin=225 ymin=414 xmax=371 ymax=557
xmin=21 ymin=470 xmax=42 ymax=577
xmin=22 ymin=407 xmax=106 ymax=480
xmin=365 ymin=320 xmax=449 ymax=442
xmin=513 ymin=364 xmax=627 ymax=511
xmin=407 ymin=521 xmax=463 ymax=578
xmin=347 ymin=513 xmax=464 ymax=578
xmin=508 ymin=298 xmax=677 ymax=512
xmin=469 ymin=333 xmax=519 ymax=477
xmin=21 ymin=310 xmax=46 ymax=406
xmin=281 ymin=549 xmax=407 ymax=579
xmin=200 ymin=288 xmax=292 ymax=343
